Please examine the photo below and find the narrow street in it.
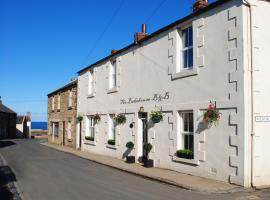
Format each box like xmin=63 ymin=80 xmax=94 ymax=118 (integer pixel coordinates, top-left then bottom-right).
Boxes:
xmin=0 ymin=139 xmax=269 ymax=200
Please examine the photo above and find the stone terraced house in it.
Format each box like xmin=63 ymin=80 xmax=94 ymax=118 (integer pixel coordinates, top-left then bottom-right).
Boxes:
xmin=47 ymin=80 xmax=77 ymax=148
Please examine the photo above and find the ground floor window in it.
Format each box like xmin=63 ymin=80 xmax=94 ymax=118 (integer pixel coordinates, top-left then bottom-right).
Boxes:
xmin=178 ymin=111 xmax=194 ymax=153
xmin=52 ymin=122 xmax=59 ymax=137
xmin=86 ymin=116 xmax=96 ymax=140
xmin=67 ymin=121 xmax=72 ymax=140
xmin=108 ymin=114 xmax=116 ymax=142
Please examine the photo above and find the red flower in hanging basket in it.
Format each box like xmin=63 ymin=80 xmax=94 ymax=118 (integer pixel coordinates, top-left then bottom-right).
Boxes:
xmin=203 ymin=102 xmax=221 ymax=127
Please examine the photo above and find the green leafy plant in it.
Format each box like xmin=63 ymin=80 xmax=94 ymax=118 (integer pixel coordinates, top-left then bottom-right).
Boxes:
xmin=143 ymin=143 xmax=153 ymax=159
xmin=77 ymin=115 xmax=83 ymax=122
xmin=85 ymin=136 xmax=94 ymax=141
xmin=150 ymin=111 xmax=164 ymax=123
xmin=176 ymin=149 xmax=193 ymax=159
xmin=126 ymin=141 xmax=134 ymax=149
xmin=114 ymin=114 xmax=127 ymax=125
xmin=108 ymin=139 xmax=115 ymax=145
xmin=203 ymin=102 xmax=221 ymax=127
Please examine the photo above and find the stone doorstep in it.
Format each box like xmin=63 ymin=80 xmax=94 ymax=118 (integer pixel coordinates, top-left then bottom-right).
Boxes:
xmin=42 ymin=142 xmax=248 ymax=194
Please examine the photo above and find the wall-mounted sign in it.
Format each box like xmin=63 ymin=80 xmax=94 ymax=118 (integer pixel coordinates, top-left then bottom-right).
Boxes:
xmin=255 ymin=116 xmax=270 ymax=122
xmin=120 ymin=92 xmax=169 ymax=105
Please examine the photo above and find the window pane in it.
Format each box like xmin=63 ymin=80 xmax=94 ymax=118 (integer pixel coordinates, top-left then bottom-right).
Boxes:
xmin=188 ymin=48 xmax=193 ymax=68
xmin=182 ymin=29 xmax=188 ymax=48
xmin=183 ymin=113 xmax=188 ymax=132
xmin=188 ymin=113 xmax=194 ymax=132
xmin=183 ymin=50 xmax=188 ymax=69
xmin=188 ymin=27 xmax=193 ymax=46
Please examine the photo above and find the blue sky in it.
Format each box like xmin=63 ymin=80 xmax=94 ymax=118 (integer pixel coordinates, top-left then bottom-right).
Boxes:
xmin=0 ymin=0 xmax=216 ymax=121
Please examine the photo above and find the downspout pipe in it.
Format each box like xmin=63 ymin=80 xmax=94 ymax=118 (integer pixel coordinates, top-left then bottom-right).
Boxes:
xmin=243 ymin=0 xmax=254 ymax=188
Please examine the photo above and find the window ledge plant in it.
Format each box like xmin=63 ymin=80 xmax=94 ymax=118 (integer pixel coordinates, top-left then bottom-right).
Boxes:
xmin=85 ymin=136 xmax=94 ymax=141
xmin=114 ymin=114 xmax=126 ymax=125
xmin=176 ymin=149 xmax=193 ymax=159
xmin=150 ymin=111 xmax=164 ymax=123
xmin=108 ymin=139 xmax=115 ymax=145
xmin=94 ymin=113 xmax=101 ymax=123
xmin=203 ymin=101 xmax=221 ymax=127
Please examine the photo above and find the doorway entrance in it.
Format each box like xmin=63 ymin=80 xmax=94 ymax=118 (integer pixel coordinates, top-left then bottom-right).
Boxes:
xmin=139 ymin=112 xmax=148 ymax=162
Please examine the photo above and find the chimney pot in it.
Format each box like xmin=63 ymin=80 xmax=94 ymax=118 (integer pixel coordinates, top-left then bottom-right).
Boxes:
xmin=193 ymin=0 xmax=208 ymax=12
xmin=134 ymin=24 xmax=148 ymax=43
xmin=111 ymin=49 xmax=118 ymax=54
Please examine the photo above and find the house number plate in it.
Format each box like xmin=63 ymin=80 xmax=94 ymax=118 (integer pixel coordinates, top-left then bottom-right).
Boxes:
xmin=255 ymin=116 xmax=270 ymax=122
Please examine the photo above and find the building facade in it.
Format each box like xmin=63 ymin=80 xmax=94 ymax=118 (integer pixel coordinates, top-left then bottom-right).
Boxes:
xmin=0 ymin=98 xmax=17 ymax=139
xmin=47 ymin=80 xmax=77 ymax=148
xmin=76 ymin=0 xmax=270 ymax=188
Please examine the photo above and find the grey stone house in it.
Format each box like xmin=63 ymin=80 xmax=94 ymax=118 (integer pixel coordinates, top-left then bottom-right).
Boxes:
xmin=0 ymin=97 xmax=17 ymax=139
xmin=47 ymin=80 xmax=77 ymax=148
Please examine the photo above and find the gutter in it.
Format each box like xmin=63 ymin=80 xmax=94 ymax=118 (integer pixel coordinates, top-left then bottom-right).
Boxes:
xmin=243 ymin=0 xmax=254 ymax=188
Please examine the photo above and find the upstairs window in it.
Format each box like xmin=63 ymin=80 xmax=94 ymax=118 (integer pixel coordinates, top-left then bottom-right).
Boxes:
xmin=51 ymin=97 xmax=55 ymax=111
xmin=57 ymin=95 xmax=61 ymax=110
xmin=110 ymin=60 xmax=117 ymax=89
xmin=88 ymin=69 xmax=94 ymax=95
xmin=181 ymin=26 xmax=193 ymax=70
xmin=68 ymin=90 xmax=73 ymax=108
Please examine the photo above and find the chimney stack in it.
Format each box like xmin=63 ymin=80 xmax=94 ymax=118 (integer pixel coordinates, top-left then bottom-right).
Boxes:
xmin=134 ymin=23 xmax=148 ymax=43
xmin=193 ymin=0 xmax=208 ymax=12
xmin=26 ymin=112 xmax=31 ymax=122
xmin=111 ymin=49 xmax=118 ymax=54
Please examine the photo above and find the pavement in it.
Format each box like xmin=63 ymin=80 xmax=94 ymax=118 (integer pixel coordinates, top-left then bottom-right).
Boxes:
xmin=43 ymin=142 xmax=245 ymax=194
xmin=0 ymin=139 xmax=269 ymax=200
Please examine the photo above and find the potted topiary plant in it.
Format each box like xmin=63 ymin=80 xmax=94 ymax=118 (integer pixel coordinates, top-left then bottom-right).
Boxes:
xmin=114 ymin=114 xmax=127 ymax=125
xmin=176 ymin=149 xmax=194 ymax=159
xmin=125 ymin=141 xmax=135 ymax=163
xmin=143 ymin=143 xmax=153 ymax=168
xmin=85 ymin=136 xmax=94 ymax=141
xmin=108 ymin=139 xmax=115 ymax=145
xmin=150 ymin=111 xmax=164 ymax=123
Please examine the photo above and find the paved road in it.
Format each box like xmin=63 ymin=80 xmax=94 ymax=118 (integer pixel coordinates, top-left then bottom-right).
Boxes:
xmin=0 ymin=139 xmax=269 ymax=200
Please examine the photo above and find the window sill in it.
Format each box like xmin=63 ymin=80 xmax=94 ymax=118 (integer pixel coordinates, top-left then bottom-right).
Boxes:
xmin=84 ymin=140 xmax=96 ymax=146
xmin=68 ymin=106 xmax=72 ymax=110
xmin=106 ymin=144 xmax=117 ymax=150
xmin=172 ymin=67 xmax=198 ymax=80
xmin=67 ymin=139 xmax=72 ymax=142
xmin=87 ymin=93 xmax=95 ymax=98
xmin=172 ymin=156 xmax=199 ymax=166
xmin=57 ymin=109 xmax=60 ymax=112
xmin=107 ymin=87 xmax=118 ymax=94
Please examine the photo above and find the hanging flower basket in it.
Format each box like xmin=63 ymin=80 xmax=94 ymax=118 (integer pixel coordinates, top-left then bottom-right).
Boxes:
xmin=114 ymin=114 xmax=127 ymax=125
xmin=94 ymin=113 xmax=101 ymax=123
xmin=150 ymin=111 xmax=164 ymax=123
xmin=77 ymin=115 xmax=83 ymax=122
xmin=203 ymin=102 xmax=221 ymax=127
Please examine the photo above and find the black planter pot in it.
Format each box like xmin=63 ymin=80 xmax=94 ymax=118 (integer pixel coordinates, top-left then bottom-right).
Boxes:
xmin=143 ymin=159 xmax=154 ymax=168
xmin=126 ymin=156 xmax=135 ymax=163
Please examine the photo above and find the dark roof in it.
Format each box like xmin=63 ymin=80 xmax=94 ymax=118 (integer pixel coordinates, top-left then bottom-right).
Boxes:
xmin=47 ymin=80 xmax=77 ymax=96
xmin=77 ymin=0 xmax=233 ymax=74
xmin=17 ymin=116 xmax=25 ymax=124
xmin=0 ymin=103 xmax=16 ymax=114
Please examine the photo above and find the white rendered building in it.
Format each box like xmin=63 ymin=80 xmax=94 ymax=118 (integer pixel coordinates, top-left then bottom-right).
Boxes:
xmin=76 ymin=0 xmax=270 ymax=187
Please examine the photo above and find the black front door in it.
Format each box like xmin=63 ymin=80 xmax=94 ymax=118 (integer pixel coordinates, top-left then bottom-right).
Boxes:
xmin=139 ymin=112 xmax=148 ymax=161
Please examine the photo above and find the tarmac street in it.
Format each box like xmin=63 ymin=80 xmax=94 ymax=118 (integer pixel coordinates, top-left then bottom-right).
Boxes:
xmin=0 ymin=139 xmax=269 ymax=200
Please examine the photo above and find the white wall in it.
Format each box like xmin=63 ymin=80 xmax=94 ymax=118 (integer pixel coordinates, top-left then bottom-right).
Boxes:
xmin=77 ymin=0 xmax=251 ymax=186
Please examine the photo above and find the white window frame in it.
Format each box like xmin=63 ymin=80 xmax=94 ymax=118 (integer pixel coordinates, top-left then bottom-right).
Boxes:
xmin=108 ymin=114 xmax=116 ymax=141
xmin=68 ymin=90 xmax=72 ymax=108
xmin=88 ymin=70 xmax=94 ymax=96
xmin=109 ymin=60 xmax=117 ymax=89
xmin=86 ymin=116 xmax=96 ymax=139
xmin=178 ymin=111 xmax=194 ymax=152
xmin=52 ymin=122 xmax=59 ymax=137
xmin=181 ymin=26 xmax=193 ymax=70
